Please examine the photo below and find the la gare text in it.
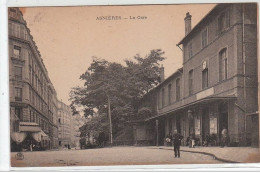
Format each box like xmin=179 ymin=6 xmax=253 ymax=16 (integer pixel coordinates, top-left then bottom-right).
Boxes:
xmin=96 ymin=16 xmax=148 ymax=20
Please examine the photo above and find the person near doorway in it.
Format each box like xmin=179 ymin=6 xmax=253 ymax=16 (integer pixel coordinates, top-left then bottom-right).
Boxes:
xmin=172 ymin=129 xmax=183 ymax=158
xmin=166 ymin=132 xmax=172 ymax=146
xmin=221 ymin=127 xmax=229 ymax=147
xmin=189 ymin=132 xmax=196 ymax=148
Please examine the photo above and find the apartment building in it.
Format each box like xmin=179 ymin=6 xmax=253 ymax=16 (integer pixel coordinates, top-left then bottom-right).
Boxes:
xmin=9 ymin=8 xmax=59 ymax=150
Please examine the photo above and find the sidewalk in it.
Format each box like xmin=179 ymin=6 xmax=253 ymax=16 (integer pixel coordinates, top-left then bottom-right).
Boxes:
xmin=151 ymin=146 xmax=260 ymax=163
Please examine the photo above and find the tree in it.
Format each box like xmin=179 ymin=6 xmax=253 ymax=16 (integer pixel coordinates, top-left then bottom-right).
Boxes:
xmin=70 ymin=49 xmax=165 ymax=139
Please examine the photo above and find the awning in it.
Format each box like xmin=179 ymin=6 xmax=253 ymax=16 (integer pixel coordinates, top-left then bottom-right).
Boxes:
xmin=41 ymin=130 xmax=50 ymax=141
xmin=11 ymin=132 xmax=27 ymax=144
xmin=145 ymin=96 xmax=237 ymax=121
xmin=19 ymin=122 xmax=41 ymax=132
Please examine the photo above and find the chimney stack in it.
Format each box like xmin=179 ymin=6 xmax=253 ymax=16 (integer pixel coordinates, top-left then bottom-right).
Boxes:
xmin=184 ymin=12 xmax=192 ymax=35
xmin=159 ymin=65 xmax=164 ymax=82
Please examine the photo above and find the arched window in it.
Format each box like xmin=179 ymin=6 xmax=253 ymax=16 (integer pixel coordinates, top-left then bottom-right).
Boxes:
xmin=188 ymin=70 xmax=194 ymax=95
xmin=219 ymin=48 xmax=227 ymax=81
xmin=168 ymin=84 xmax=172 ymax=104
xmin=176 ymin=78 xmax=181 ymax=101
xmin=162 ymin=88 xmax=165 ymax=107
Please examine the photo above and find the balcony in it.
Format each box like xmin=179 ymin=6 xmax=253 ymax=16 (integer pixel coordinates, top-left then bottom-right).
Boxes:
xmin=15 ymin=97 xmax=22 ymax=102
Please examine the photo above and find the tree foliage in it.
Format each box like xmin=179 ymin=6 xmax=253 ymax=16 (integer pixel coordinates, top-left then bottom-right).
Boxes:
xmin=70 ymin=49 xmax=165 ymax=138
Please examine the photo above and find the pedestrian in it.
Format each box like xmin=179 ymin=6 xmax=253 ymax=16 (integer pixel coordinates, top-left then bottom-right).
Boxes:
xmin=221 ymin=127 xmax=229 ymax=147
xmin=190 ymin=132 xmax=196 ymax=148
xmin=166 ymin=132 xmax=172 ymax=146
xmin=172 ymin=129 xmax=183 ymax=158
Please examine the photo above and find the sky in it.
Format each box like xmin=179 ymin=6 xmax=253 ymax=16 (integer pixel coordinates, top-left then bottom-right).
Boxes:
xmin=20 ymin=4 xmax=216 ymax=105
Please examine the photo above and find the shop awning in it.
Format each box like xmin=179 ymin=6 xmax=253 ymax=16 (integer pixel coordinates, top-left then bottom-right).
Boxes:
xmin=19 ymin=122 xmax=41 ymax=132
xmin=41 ymin=130 xmax=50 ymax=141
xmin=145 ymin=96 xmax=237 ymax=121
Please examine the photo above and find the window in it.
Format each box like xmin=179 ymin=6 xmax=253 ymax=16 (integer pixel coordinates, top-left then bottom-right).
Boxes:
xmin=202 ymin=28 xmax=208 ymax=48
xmin=15 ymin=107 xmax=22 ymax=119
xmin=176 ymin=78 xmax=180 ymax=101
xmin=9 ymin=9 xmax=17 ymax=19
xmin=15 ymin=87 xmax=22 ymax=101
xmin=217 ymin=9 xmax=230 ymax=34
xmin=10 ymin=8 xmax=17 ymax=13
xmin=188 ymin=70 xmax=193 ymax=95
xmin=168 ymin=84 xmax=172 ymax=104
xmin=162 ymin=88 xmax=165 ymax=107
xmin=169 ymin=117 xmax=172 ymax=133
xmin=188 ymin=43 xmax=193 ymax=58
xmin=14 ymin=66 xmax=22 ymax=80
xmin=202 ymin=68 xmax=209 ymax=89
xmin=219 ymin=48 xmax=228 ymax=81
xmin=13 ymin=45 xmax=21 ymax=58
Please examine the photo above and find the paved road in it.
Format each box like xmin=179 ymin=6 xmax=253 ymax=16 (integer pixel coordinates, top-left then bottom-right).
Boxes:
xmin=11 ymin=146 xmax=221 ymax=167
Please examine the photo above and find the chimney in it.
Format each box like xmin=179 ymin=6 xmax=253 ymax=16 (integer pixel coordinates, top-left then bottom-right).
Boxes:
xmin=184 ymin=12 xmax=192 ymax=35
xmin=159 ymin=65 xmax=164 ymax=82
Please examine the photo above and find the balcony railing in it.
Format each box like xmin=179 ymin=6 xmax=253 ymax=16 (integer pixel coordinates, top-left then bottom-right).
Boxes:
xmin=15 ymin=97 xmax=22 ymax=101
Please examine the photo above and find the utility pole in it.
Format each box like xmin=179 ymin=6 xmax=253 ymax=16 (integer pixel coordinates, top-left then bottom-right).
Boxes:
xmin=107 ymin=95 xmax=113 ymax=146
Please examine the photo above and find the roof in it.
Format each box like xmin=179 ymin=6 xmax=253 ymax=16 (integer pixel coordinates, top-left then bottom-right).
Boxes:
xmin=157 ymin=67 xmax=183 ymax=89
xmin=145 ymin=96 xmax=237 ymax=121
xmin=177 ymin=4 xmax=229 ymax=46
xmin=19 ymin=122 xmax=39 ymax=126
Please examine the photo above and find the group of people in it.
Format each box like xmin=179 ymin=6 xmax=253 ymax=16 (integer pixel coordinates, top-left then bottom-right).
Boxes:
xmin=165 ymin=128 xmax=230 ymax=158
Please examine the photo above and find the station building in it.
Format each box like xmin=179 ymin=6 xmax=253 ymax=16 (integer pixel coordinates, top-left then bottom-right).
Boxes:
xmin=133 ymin=3 xmax=258 ymax=147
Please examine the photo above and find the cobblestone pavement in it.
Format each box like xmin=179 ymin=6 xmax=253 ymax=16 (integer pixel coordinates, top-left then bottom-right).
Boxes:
xmin=11 ymin=146 xmax=221 ymax=167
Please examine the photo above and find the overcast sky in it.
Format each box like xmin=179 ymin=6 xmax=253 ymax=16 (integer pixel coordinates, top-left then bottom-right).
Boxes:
xmin=20 ymin=4 xmax=215 ymax=105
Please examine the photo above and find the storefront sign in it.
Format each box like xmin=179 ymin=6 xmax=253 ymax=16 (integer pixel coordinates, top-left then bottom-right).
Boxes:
xmin=196 ymin=87 xmax=214 ymax=100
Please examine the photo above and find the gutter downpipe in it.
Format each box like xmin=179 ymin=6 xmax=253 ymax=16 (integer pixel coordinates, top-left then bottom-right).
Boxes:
xmin=242 ymin=4 xmax=247 ymax=145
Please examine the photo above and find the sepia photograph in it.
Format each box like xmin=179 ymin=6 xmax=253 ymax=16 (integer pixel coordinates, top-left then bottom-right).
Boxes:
xmin=6 ymin=2 xmax=260 ymax=168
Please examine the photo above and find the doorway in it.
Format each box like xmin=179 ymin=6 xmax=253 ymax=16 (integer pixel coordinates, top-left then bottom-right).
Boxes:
xmin=202 ymin=108 xmax=210 ymax=141
xmin=176 ymin=115 xmax=181 ymax=134
xmin=218 ymin=103 xmax=228 ymax=136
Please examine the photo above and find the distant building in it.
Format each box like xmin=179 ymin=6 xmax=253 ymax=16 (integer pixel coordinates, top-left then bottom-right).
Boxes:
xmin=57 ymin=100 xmax=74 ymax=148
xmin=9 ymin=8 xmax=59 ymax=150
xmin=72 ymin=114 xmax=86 ymax=148
xmin=135 ymin=3 xmax=258 ymax=147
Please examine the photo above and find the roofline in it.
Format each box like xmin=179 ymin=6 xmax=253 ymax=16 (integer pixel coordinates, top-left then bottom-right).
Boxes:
xmin=156 ymin=67 xmax=183 ymax=89
xmin=177 ymin=4 xmax=220 ymax=46
xmin=145 ymin=96 xmax=237 ymax=121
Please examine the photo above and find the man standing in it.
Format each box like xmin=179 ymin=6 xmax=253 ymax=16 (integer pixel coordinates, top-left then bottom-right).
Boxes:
xmin=172 ymin=129 xmax=183 ymax=158
xmin=221 ymin=127 xmax=229 ymax=147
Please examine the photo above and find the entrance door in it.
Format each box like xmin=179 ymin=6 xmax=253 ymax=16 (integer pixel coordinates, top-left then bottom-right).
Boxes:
xmin=219 ymin=103 xmax=228 ymax=136
xmin=202 ymin=108 xmax=210 ymax=141
xmin=158 ymin=119 xmax=165 ymax=146
xmin=176 ymin=115 xmax=181 ymax=134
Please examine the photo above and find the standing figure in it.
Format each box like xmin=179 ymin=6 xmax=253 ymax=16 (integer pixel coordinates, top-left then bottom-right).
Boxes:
xmin=221 ymin=127 xmax=229 ymax=147
xmin=166 ymin=132 xmax=172 ymax=146
xmin=172 ymin=129 xmax=183 ymax=158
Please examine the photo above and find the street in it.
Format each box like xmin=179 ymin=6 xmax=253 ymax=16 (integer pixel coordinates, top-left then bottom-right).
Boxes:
xmin=11 ymin=146 xmax=221 ymax=167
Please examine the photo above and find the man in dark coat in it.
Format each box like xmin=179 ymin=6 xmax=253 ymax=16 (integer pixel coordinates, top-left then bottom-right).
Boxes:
xmin=172 ymin=129 xmax=183 ymax=158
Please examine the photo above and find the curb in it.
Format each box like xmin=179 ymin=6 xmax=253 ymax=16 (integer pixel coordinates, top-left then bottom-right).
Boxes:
xmin=156 ymin=147 xmax=240 ymax=163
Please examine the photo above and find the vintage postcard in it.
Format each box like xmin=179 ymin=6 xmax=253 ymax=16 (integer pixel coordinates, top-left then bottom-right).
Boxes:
xmin=5 ymin=1 xmax=260 ymax=169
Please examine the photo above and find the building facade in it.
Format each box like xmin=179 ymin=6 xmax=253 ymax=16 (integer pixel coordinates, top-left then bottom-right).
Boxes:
xmin=9 ymin=8 xmax=59 ymax=150
xmin=57 ymin=100 xmax=74 ymax=148
xmin=136 ymin=3 xmax=258 ymax=147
